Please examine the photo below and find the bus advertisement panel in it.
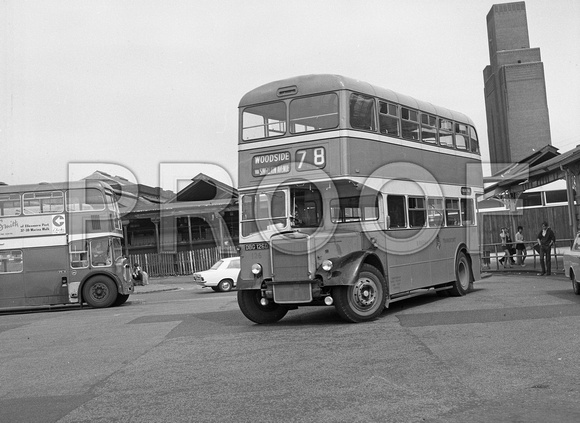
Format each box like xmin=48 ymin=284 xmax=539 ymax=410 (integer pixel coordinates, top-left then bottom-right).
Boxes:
xmin=236 ymin=74 xmax=483 ymax=324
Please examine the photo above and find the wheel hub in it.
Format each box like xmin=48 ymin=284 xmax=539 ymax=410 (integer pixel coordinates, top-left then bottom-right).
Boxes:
xmin=353 ymin=279 xmax=376 ymax=307
xmin=91 ymin=284 xmax=107 ymax=299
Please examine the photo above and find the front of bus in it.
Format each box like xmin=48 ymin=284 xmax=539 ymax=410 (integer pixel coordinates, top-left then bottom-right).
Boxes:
xmin=236 ymin=75 xmax=387 ymax=324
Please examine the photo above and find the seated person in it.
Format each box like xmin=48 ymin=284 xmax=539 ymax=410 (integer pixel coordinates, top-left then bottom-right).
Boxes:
xmin=132 ymin=263 xmax=143 ymax=285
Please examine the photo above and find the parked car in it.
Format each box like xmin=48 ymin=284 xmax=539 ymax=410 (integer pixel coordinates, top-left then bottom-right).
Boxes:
xmin=193 ymin=257 xmax=240 ymax=292
xmin=563 ymin=233 xmax=580 ymax=295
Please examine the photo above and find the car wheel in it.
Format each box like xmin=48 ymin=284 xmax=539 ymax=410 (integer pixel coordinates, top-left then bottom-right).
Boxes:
xmin=218 ymin=279 xmax=233 ymax=292
xmin=571 ymin=270 xmax=580 ymax=295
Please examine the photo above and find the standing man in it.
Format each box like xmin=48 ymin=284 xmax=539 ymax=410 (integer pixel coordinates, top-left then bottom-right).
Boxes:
xmin=536 ymin=221 xmax=556 ymax=276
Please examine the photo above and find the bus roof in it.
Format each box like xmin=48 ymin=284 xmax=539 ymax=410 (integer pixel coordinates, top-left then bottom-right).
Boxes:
xmin=0 ymin=180 xmax=114 ymax=194
xmin=239 ymin=74 xmax=475 ymax=126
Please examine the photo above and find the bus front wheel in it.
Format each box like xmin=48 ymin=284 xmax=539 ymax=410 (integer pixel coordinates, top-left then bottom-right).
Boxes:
xmin=83 ymin=276 xmax=118 ymax=308
xmin=113 ymin=294 xmax=130 ymax=306
xmin=333 ymin=264 xmax=387 ymax=323
xmin=237 ymin=290 xmax=288 ymax=324
xmin=449 ymin=251 xmax=471 ymax=297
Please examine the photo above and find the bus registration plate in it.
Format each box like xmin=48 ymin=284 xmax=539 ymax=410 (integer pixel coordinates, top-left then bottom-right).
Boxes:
xmin=273 ymin=283 xmax=312 ymax=303
xmin=244 ymin=242 xmax=269 ymax=251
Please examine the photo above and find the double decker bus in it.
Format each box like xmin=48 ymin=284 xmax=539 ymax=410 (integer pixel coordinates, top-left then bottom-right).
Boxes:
xmin=237 ymin=74 xmax=483 ymax=323
xmin=0 ymin=180 xmax=133 ymax=310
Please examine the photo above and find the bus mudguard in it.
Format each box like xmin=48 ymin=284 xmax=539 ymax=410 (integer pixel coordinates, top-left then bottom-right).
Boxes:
xmin=317 ymin=250 xmax=385 ymax=287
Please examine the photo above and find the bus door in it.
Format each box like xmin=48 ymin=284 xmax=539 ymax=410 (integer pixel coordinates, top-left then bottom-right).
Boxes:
xmin=0 ymin=250 xmax=25 ymax=307
xmin=24 ymin=246 xmax=69 ymax=306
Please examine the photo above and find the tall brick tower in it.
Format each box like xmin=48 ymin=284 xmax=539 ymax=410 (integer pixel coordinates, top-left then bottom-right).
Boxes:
xmin=483 ymin=1 xmax=551 ymax=171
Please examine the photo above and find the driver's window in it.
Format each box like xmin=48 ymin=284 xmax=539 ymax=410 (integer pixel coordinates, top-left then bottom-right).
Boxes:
xmin=91 ymin=239 xmax=112 ymax=267
xmin=290 ymin=186 xmax=322 ymax=228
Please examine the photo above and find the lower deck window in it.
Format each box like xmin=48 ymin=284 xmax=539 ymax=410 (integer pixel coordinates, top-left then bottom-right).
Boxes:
xmin=0 ymin=250 xmax=23 ymax=273
xmin=445 ymin=198 xmax=460 ymax=226
xmin=408 ymin=197 xmax=426 ymax=227
xmin=387 ymin=195 xmax=406 ymax=228
xmin=70 ymin=240 xmax=89 ymax=268
xmin=330 ymin=195 xmax=379 ymax=223
xmin=461 ymin=198 xmax=475 ymax=225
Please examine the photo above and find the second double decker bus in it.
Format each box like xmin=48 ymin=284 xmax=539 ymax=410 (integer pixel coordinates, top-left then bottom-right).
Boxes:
xmin=236 ymin=74 xmax=483 ymax=323
xmin=0 ymin=180 xmax=133 ymax=310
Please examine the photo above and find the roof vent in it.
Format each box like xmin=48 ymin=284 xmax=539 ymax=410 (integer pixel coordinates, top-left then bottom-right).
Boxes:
xmin=277 ymin=85 xmax=297 ymax=97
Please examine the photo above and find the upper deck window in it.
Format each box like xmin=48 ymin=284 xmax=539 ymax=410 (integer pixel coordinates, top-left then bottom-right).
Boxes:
xmin=455 ymin=123 xmax=469 ymax=150
xmin=242 ymin=102 xmax=286 ymax=141
xmin=379 ymin=101 xmax=399 ymax=136
xmin=66 ymin=188 xmax=106 ymax=212
xmin=439 ymin=119 xmax=454 ymax=148
xmin=23 ymin=191 xmax=64 ymax=215
xmin=421 ymin=114 xmax=437 ymax=144
xmin=0 ymin=194 xmax=21 ymax=217
xmin=290 ymin=93 xmax=338 ymax=134
xmin=469 ymin=126 xmax=480 ymax=154
xmin=349 ymin=94 xmax=376 ymax=131
xmin=401 ymin=108 xmax=420 ymax=141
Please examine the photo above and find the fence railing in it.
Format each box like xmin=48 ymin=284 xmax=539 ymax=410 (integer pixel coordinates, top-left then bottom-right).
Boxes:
xmin=481 ymin=238 xmax=573 ymax=272
xmin=128 ymin=246 xmax=238 ymax=277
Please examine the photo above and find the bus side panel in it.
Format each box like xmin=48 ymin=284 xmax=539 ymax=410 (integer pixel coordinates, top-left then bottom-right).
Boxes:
xmin=0 ymin=273 xmax=25 ymax=307
xmin=385 ymin=228 xmax=436 ymax=294
xmin=428 ymin=228 xmax=460 ymax=284
xmin=24 ymin=246 xmax=69 ymax=306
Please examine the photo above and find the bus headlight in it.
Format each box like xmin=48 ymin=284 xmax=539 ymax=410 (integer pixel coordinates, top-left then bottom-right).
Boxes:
xmin=321 ymin=259 xmax=333 ymax=272
xmin=251 ymin=263 xmax=262 ymax=275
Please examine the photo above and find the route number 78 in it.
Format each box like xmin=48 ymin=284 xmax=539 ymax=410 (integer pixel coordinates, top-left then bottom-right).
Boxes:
xmin=295 ymin=147 xmax=326 ymax=171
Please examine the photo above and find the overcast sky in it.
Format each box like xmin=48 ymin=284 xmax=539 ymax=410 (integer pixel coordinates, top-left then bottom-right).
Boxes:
xmin=1 ymin=0 xmax=579 ymax=192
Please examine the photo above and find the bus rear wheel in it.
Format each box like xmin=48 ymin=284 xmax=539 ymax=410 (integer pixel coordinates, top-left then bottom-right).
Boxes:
xmin=449 ymin=251 xmax=471 ymax=297
xmin=333 ymin=264 xmax=387 ymax=323
xmin=237 ymin=289 xmax=288 ymax=324
xmin=83 ymin=276 xmax=118 ymax=308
